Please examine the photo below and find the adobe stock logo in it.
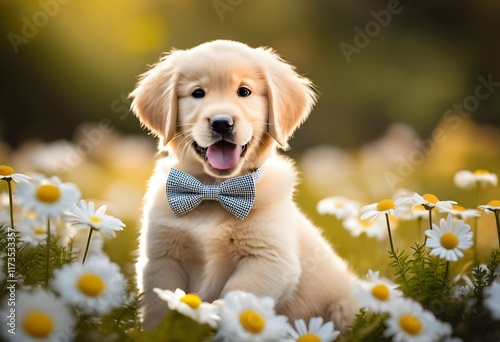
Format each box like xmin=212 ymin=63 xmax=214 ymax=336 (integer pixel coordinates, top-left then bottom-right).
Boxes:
xmin=213 ymin=0 xmax=244 ymax=21
xmin=7 ymin=0 xmax=71 ymax=54
xmin=339 ymin=0 xmax=408 ymax=63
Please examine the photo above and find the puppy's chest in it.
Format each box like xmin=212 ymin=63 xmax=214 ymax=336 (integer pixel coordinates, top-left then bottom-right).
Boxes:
xmin=202 ymin=221 xmax=264 ymax=261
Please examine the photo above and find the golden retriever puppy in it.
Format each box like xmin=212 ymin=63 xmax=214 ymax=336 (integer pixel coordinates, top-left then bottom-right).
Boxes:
xmin=130 ymin=40 xmax=359 ymax=332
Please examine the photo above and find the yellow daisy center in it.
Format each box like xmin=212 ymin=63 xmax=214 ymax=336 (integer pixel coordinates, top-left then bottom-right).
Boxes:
xmin=78 ymin=273 xmax=105 ymax=297
xmin=377 ymin=199 xmax=395 ymax=212
xmin=239 ymin=309 xmax=265 ymax=334
xmin=0 ymin=165 xmax=15 ymax=176
xmin=33 ymin=227 xmax=45 ymax=235
xmin=23 ymin=311 xmax=53 ymax=338
xmin=36 ymin=184 xmax=61 ymax=204
xmin=180 ymin=293 xmax=202 ymax=309
xmin=423 ymin=194 xmax=439 ymax=204
xmin=89 ymin=216 xmax=102 ymax=224
xmin=452 ymin=204 xmax=466 ymax=212
xmin=297 ymin=333 xmax=321 ymax=342
xmin=371 ymin=283 xmax=390 ymax=300
xmin=399 ymin=314 xmax=423 ymax=335
xmin=474 ymin=169 xmax=489 ymax=175
xmin=487 ymin=200 xmax=500 ymax=207
xmin=440 ymin=232 xmax=459 ymax=250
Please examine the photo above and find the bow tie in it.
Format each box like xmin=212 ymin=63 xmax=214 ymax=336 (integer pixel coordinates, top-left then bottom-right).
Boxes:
xmin=166 ymin=167 xmax=264 ymax=220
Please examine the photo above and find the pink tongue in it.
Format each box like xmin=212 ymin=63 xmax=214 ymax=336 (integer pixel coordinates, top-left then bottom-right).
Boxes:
xmin=206 ymin=141 xmax=242 ymax=170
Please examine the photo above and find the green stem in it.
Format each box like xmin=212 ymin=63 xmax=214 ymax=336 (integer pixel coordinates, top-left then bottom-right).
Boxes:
xmin=494 ymin=211 xmax=500 ymax=249
xmin=443 ymin=261 xmax=450 ymax=287
xmin=45 ymin=217 xmax=51 ymax=288
xmin=82 ymin=227 xmax=94 ymax=264
xmin=473 ymin=216 xmax=478 ymax=263
xmin=6 ymin=179 xmax=15 ymax=230
xmin=424 ymin=208 xmax=433 ymax=244
xmin=385 ymin=213 xmax=395 ymax=256
xmin=417 ymin=216 xmax=422 ymax=243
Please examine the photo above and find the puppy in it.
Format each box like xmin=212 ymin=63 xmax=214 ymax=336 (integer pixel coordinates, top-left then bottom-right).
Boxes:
xmin=130 ymin=40 xmax=359 ymax=332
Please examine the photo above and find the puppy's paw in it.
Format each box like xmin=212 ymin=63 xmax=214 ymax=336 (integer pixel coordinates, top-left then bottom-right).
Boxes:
xmin=327 ymin=300 xmax=358 ymax=334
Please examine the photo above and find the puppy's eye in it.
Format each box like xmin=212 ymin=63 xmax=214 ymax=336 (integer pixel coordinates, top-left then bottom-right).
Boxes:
xmin=192 ymin=88 xmax=205 ymax=98
xmin=237 ymin=87 xmax=251 ymax=97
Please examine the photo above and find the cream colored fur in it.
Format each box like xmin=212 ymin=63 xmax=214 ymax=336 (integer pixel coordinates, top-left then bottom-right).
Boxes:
xmin=130 ymin=40 xmax=359 ymax=332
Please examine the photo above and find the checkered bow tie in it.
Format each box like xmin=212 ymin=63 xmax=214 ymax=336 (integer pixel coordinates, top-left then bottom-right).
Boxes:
xmin=166 ymin=167 xmax=264 ymax=220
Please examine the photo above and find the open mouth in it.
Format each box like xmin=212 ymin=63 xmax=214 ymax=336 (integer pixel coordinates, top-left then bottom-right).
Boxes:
xmin=194 ymin=140 xmax=249 ymax=170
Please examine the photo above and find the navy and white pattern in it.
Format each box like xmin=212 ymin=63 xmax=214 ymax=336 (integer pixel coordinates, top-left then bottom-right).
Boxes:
xmin=166 ymin=167 xmax=264 ymax=220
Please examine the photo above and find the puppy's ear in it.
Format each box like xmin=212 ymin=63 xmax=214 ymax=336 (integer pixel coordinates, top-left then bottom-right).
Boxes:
xmin=262 ymin=48 xmax=318 ymax=149
xmin=130 ymin=52 xmax=178 ymax=148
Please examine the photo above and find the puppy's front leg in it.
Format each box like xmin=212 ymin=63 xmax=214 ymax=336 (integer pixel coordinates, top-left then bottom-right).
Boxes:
xmin=221 ymin=253 xmax=301 ymax=304
xmin=138 ymin=256 xmax=188 ymax=329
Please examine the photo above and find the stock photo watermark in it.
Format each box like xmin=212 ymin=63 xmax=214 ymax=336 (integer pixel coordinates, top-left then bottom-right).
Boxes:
xmin=384 ymin=73 xmax=500 ymax=190
xmin=7 ymin=0 xmax=72 ymax=54
xmin=339 ymin=0 xmax=411 ymax=64
xmin=5 ymin=227 xmax=17 ymax=335
xmin=213 ymin=0 xmax=244 ymax=21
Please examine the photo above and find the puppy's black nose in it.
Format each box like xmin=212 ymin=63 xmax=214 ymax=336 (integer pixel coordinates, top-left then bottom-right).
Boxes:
xmin=210 ymin=115 xmax=234 ymax=134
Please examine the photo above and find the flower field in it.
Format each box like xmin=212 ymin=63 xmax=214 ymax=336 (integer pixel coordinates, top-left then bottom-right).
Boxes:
xmin=0 ymin=119 xmax=500 ymax=341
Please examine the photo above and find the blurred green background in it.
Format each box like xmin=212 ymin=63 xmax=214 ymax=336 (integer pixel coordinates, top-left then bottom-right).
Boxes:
xmin=1 ymin=0 xmax=500 ymax=275
xmin=1 ymin=0 xmax=500 ymax=150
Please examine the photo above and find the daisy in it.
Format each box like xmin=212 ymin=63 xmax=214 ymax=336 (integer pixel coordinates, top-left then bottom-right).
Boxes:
xmin=384 ymin=298 xmax=452 ymax=342
xmin=51 ymin=256 xmax=127 ymax=315
xmin=0 ymin=165 xmax=31 ymax=183
xmin=354 ymin=269 xmax=403 ymax=313
xmin=65 ymin=199 xmax=125 ymax=263
xmin=412 ymin=193 xmax=456 ymax=213
xmin=216 ymin=291 xmax=289 ymax=341
xmin=425 ymin=214 xmax=473 ymax=262
xmin=360 ymin=197 xmax=412 ymax=222
xmin=360 ymin=197 xmax=410 ymax=255
xmin=15 ymin=175 xmax=81 ymax=219
xmin=153 ymin=288 xmax=220 ymax=329
xmin=0 ymin=288 xmax=75 ymax=342
xmin=484 ymin=281 xmax=500 ymax=320
xmin=477 ymin=199 xmax=500 ymax=214
xmin=450 ymin=273 xmax=474 ymax=300
xmin=454 ymin=169 xmax=497 ymax=189
xmin=317 ymin=196 xmax=360 ymax=220
xmin=1 ymin=166 xmax=30 ymax=230
xmin=342 ymin=215 xmax=388 ymax=240
xmin=285 ymin=317 xmax=340 ymax=342
xmin=449 ymin=204 xmax=480 ymax=221
xmin=65 ymin=199 xmax=125 ymax=239
xmin=16 ymin=217 xmax=51 ymax=247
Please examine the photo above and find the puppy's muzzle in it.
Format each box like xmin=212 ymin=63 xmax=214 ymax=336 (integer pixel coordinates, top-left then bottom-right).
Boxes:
xmin=210 ymin=115 xmax=234 ymax=136
xmin=193 ymin=114 xmax=249 ymax=171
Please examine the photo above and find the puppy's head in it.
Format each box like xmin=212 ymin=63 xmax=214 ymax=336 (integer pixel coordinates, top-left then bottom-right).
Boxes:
xmin=130 ymin=40 xmax=317 ymax=178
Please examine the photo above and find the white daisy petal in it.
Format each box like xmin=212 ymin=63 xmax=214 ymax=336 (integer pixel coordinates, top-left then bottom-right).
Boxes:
xmin=425 ymin=213 xmax=472 ymax=262
xmin=154 ymin=288 xmax=220 ymax=329
xmin=64 ymin=199 xmax=125 ymax=239
xmin=384 ymin=298 xmax=452 ymax=342
xmin=216 ymin=291 xmax=289 ymax=341
xmin=0 ymin=165 xmax=31 ymax=184
xmin=354 ymin=272 xmax=403 ymax=313
xmin=288 ymin=316 xmax=340 ymax=342
xmin=15 ymin=176 xmax=81 ymax=219
xmin=484 ymin=282 xmax=500 ymax=319
xmin=51 ymin=256 xmax=127 ymax=316
xmin=0 ymin=288 xmax=75 ymax=342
